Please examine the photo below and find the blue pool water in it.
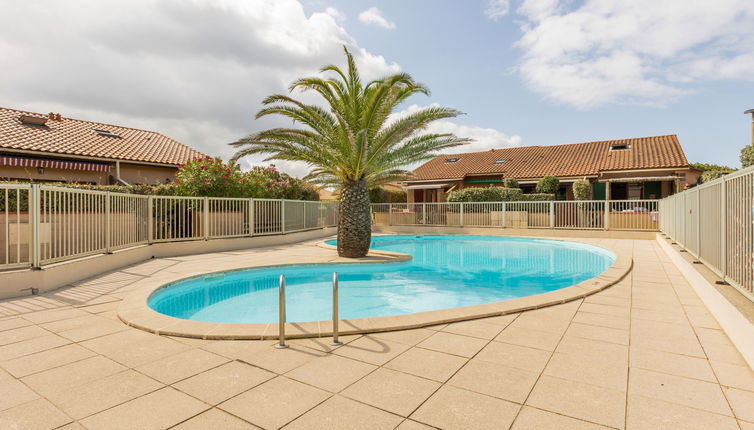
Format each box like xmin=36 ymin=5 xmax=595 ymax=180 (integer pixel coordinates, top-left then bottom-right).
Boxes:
xmin=148 ymin=235 xmax=615 ymax=323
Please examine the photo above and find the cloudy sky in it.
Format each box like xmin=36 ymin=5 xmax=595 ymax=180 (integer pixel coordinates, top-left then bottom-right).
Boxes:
xmin=2 ymin=0 xmax=753 ymax=176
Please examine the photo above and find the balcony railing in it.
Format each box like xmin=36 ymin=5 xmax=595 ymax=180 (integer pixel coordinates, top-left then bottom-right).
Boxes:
xmin=0 ymin=184 xmax=338 ymax=271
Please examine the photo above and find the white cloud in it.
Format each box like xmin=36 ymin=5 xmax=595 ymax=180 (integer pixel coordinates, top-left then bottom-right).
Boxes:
xmin=358 ymin=7 xmax=396 ymax=30
xmin=515 ymin=0 xmax=754 ymax=109
xmin=324 ymin=7 xmax=345 ymax=22
xmin=0 ymin=0 xmax=399 ymax=177
xmin=485 ymin=0 xmax=510 ymax=21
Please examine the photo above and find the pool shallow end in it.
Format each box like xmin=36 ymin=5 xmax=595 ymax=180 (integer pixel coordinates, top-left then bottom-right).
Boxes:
xmin=117 ymin=236 xmax=632 ymax=340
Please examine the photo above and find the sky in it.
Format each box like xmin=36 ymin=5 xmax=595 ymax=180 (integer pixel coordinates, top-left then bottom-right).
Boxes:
xmin=2 ymin=0 xmax=753 ymax=177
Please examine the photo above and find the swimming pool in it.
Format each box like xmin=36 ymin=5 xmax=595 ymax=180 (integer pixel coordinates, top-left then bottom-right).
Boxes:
xmin=148 ymin=235 xmax=615 ymax=324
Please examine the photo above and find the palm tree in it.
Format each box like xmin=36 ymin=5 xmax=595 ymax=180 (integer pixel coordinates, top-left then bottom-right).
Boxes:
xmin=230 ymin=48 xmax=470 ymax=257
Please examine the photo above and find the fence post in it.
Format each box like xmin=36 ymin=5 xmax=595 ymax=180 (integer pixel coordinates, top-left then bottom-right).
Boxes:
xmin=203 ymin=197 xmax=209 ymax=240
xmin=388 ymin=203 xmax=392 ymax=226
xmin=720 ymin=178 xmax=727 ymax=279
xmin=147 ymin=196 xmax=154 ymax=244
xmin=30 ymin=184 xmax=41 ymax=270
xmin=549 ymin=201 xmax=555 ymax=228
xmin=502 ymin=202 xmax=506 ymax=228
xmin=105 ymin=192 xmax=111 ymax=253
xmin=460 ymin=203 xmax=464 ymax=227
xmin=604 ymin=200 xmax=610 ymax=230
xmin=281 ymin=200 xmax=286 ymax=234
xmin=248 ymin=199 xmax=255 ymax=237
xmin=695 ymin=189 xmax=701 ymax=258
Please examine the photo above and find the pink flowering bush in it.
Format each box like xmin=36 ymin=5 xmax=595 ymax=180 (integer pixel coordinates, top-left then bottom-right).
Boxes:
xmin=175 ymin=158 xmax=319 ymax=200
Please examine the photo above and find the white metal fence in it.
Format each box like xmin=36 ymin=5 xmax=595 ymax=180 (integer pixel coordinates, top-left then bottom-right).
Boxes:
xmin=372 ymin=200 xmax=659 ymax=231
xmin=1 ymin=184 xmax=338 ymax=271
xmin=660 ymin=165 xmax=754 ymax=299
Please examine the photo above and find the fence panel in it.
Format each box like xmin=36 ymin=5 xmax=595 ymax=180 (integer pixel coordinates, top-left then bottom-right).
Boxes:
xmin=698 ymin=183 xmax=723 ymax=273
xmin=0 ymin=184 xmax=31 ymax=269
xmin=505 ymin=202 xmax=550 ymax=228
xmin=252 ymin=199 xmax=283 ymax=235
xmin=284 ymin=200 xmax=305 ymax=232
xmin=725 ymin=169 xmax=753 ymax=296
xmin=208 ymin=198 xmax=249 ymax=239
xmin=463 ymin=202 xmax=505 ymax=227
xmin=151 ymin=196 xmax=204 ymax=242
xmin=607 ymin=200 xmax=659 ymax=231
xmin=39 ymin=186 xmax=108 ymax=264
xmin=554 ymin=201 xmax=605 ymax=229
xmin=109 ymin=193 xmax=149 ymax=250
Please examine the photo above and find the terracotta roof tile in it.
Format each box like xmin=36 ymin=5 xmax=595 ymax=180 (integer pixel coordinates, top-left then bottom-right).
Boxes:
xmin=0 ymin=107 xmax=207 ymax=166
xmin=410 ymin=135 xmax=689 ymax=181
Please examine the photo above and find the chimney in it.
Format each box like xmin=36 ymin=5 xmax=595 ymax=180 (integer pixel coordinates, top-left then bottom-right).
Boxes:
xmin=746 ymin=109 xmax=754 ymax=147
xmin=55 ymin=113 xmax=62 ymax=121
xmin=48 ymin=112 xmax=55 ymax=120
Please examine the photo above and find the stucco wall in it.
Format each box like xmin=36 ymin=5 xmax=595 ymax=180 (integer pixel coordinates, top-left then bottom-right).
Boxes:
xmin=118 ymin=163 xmax=178 ymax=185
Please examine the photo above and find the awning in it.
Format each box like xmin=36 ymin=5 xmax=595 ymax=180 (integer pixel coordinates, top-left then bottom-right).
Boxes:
xmin=599 ymin=176 xmax=678 ymax=183
xmin=0 ymin=156 xmax=111 ymax=172
xmin=403 ymin=183 xmax=453 ymax=190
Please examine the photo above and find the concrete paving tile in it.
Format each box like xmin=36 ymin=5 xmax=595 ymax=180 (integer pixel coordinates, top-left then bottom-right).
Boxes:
xmin=174 ymin=361 xmax=275 ymax=405
xmin=219 ymin=376 xmax=330 ymax=430
xmin=395 ymin=419 xmax=436 ymax=429
xmin=495 ymin=326 xmax=562 ymax=351
xmin=628 ymin=368 xmax=731 ymax=416
xmin=556 ymin=335 xmax=628 ymax=363
xmin=564 ymin=322 xmax=629 ymax=345
xmin=629 ymin=347 xmax=716 ymax=382
xmin=172 ymin=408 xmax=261 ymax=430
xmin=333 ymin=335 xmax=411 ymax=365
xmin=626 ymin=394 xmax=739 ymax=430
xmin=695 ymin=327 xmax=733 ymax=347
xmin=22 ymin=355 xmax=126 ymax=397
xmin=739 ymin=420 xmax=754 ymax=430
xmin=369 ymin=328 xmax=435 ymax=345
xmin=135 ymin=348 xmax=230 ymax=384
xmin=341 ymin=367 xmax=440 ymax=417
xmin=238 ymin=344 xmax=325 ymax=373
xmin=511 ymin=406 xmax=611 ymax=430
xmin=287 ymin=334 xmax=360 ymax=352
xmin=476 ymin=313 xmax=518 ymax=327
xmin=81 ymin=329 xmax=191 ymax=367
xmin=417 ymin=331 xmax=488 ymax=358
xmin=0 ymin=398 xmax=72 ymax=430
xmin=201 ymin=339 xmax=276 ymax=359
xmin=0 ymin=334 xmax=71 ymax=361
xmin=285 ymin=395 xmax=403 ymax=430
xmin=579 ymin=302 xmax=631 ymax=317
xmin=22 ymin=307 xmax=89 ymax=324
xmin=411 ymin=385 xmax=519 ymax=430
xmin=448 ymin=359 xmax=539 ymax=403
xmin=702 ymin=342 xmax=749 ymax=366
xmin=441 ymin=320 xmax=505 ymax=339
xmin=475 ymin=341 xmax=551 ymax=373
xmin=386 ymin=347 xmax=467 ymax=382
xmin=709 ymin=360 xmax=754 ymax=392
xmin=0 ymin=317 xmax=33 ymax=332
xmin=57 ymin=318 xmax=128 ymax=342
xmin=46 ymin=370 xmax=163 ymax=419
xmin=0 ymin=343 xmax=95 ymax=378
xmin=572 ymin=311 xmax=630 ymax=330
xmin=80 ymin=387 xmax=208 ymax=430
xmin=527 ymin=375 xmax=626 ymax=429
xmin=0 ymin=378 xmax=39 ymax=411
xmin=0 ymin=325 xmax=50 ymax=346
xmin=286 ymin=354 xmax=376 ymax=393
xmin=545 ymin=351 xmax=628 ymax=391
xmin=723 ymin=387 xmax=754 ymax=423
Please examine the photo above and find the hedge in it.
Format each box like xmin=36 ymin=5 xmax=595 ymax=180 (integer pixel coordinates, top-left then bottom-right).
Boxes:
xmin=447 ymin=187 xmax=554 ymax=202
xmin=369 ymin=187 xmax=407 ymax=203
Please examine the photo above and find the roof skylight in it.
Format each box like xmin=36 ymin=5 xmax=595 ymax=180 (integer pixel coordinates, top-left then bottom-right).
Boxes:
xmin=92 ymin=129 xmax=121 ymax=138
xmin=444 ymin=157 xmax=460 ymax=163
xmin=609 ymin=143 xmax=630 ymax=151
xmin=494 ymin=159 xmax=505 ymax=164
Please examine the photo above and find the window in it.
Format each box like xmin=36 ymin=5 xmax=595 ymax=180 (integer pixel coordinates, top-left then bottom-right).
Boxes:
xmin=444 ymin=157 xmax=460 ymax=163
xmin=494 ymin=159 xmax=505 ymax=164
xmin=92 ymin=129 xmax=121 ymax=138
xmin=609 ymin=143 xmax=630 ymax=151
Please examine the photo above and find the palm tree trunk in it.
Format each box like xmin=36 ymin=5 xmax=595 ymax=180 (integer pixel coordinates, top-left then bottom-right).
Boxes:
xmin=337 ymin=179 xmax=371 ymax=257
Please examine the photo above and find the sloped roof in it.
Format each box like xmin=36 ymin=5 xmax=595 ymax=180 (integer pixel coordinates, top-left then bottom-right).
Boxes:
xmin=0 ymin=107 xmax=207 ymax=166
xmin=410 ymin=135 xmax=689 ymax=181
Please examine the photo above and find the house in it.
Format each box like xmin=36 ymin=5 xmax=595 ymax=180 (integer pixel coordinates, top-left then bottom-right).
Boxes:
xmin=0 ymin=107 xmax=206 ymax=185
xmin=404 ymin=135 xmax=699 ymax=202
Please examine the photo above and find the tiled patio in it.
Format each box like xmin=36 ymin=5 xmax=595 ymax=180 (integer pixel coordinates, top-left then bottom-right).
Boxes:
xmin=0 ymin=238 xmax=753 ymax=429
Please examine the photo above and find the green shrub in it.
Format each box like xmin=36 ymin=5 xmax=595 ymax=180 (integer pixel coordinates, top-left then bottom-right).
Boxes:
xmin=572 ymin=179 xmax=590 ymax=200
xmin=536 ymin=176 xmax=560 ymax=194
xmin=447 ymin=187 xmax=553 ymax=202
xmin=516 ymin=193 xmax=555 ymax=201
xmin=241 ymin=166 xmax=319 ymax=200
xmin=741 ymin=146 xmax=754 ymax=168
xmin=369 ymin=187 xmax=407 ymax=203
xmin=698 ymin=170 xmax=729 ymax=184
xmin=503 ymin=178 xmax=519 ymax=188
xmin=175 ymin=157 xmax=245 ymax=197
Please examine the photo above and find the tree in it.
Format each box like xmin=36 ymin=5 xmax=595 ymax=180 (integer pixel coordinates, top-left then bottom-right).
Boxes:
xmin=536 ymin=176 xmax=560 ymax=194
xmin=742 ymin=146 xmax=754 ymax=168
xmin=503 ymin=177 xmax=519 ymax=188
xmin=572 ymin=179 xmax=590 ymax=200
xmin=230 ymin=48 xmax=470 ymax=257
